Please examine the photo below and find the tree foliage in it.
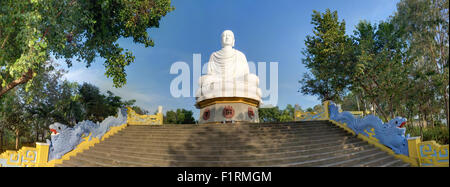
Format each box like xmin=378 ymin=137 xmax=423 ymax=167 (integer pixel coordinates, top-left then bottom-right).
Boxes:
xmin=259 ymin=105 xmax=295 ymax=123
xmin=393 ymin=0 xmax=449 ymax=126
xmin=163 ymin=109 xmax=195 ymax=124
xmin=0 ymin=0 xmax=174 ymax=97
xmin=300 ymin=1 xmax=448 ymax=127
xmin=0 ymin=59 xmax=147 ymax=151
xmin=300 ymin=9 xmax=355 ymax=102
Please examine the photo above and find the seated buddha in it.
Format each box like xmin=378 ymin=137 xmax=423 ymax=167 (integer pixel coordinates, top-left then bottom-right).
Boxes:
xmin=195 ymin=30 xmax=262 ymax=104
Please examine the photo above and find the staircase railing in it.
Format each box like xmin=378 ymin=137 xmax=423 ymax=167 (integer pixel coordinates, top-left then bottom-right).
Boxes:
xmin=0 ymin=143 xmax=50 ymax=167
xmin=127 ymin=106 xmax=163 ymax=125
xmin=294 ymin=101 xmax=449 ymax=167
xmin=294 ymin=102 xmax=329 ymax=121
xmin=0 ymin=107 xmax=139 ymax=167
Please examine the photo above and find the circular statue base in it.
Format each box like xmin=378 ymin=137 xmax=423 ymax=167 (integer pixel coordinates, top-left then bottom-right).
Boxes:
xmin=196 ymin=97 xmax=260 ymax=124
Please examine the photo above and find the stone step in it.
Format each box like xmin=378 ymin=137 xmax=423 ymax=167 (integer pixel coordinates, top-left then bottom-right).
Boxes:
xmin=55 ymin=161 xmax=76 ymax=167
xmin=277 ymin=148 xmax=384 ymax=167
xmin=120 ymin=125 xmax=342 ymax=133
xmin=111 ymin=125 xmax=346 ymax=135
xmin=349 ymin=154 xmax=398 ymax=167
xmin=100 ymin=136 xmax=351 ymax=149
xmin=95 ymin=132 xmax=353 ymax=149
xmin=121 ymin=126 xmax=337 ymax=134
xmin=62 ymin=155 xmax=124 ymax=167
xmin=317 ymin=151 xmax=390 ymax=167
xmin=379 ymin=159 xmax=410 ymax=167
xmin=90 ymin=136 xmax=362 ymax=155
xmin=120 ymin=125 xmax=341 ymax=133
xmin=108 ymin=128 xmax=348 ymax=142
xmin=79 ymin=140 xmax=368 ymax=162
xmin=55 ymin=121 xmax=410 ymax=167
xmin=62 ymin=154 xmax=155 ymax=167
xmin=125 ymin=122 xmax=333 ymax=130
xmin=130 ymin=122 xmax=332 ymax=129
xmin=137 ymin=121 xmax=330 ymax=127
xmin=63 ymin=144 xmax=377 ymax=167
xmin=140 ymin=145 xmax=380 ymax=167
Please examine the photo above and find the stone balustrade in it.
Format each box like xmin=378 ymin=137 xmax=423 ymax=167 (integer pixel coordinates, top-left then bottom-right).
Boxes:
xmin=0 ymin=106 xmax=161 ymax=167
xmin=294 ymin=100 xmax=449 ymax=167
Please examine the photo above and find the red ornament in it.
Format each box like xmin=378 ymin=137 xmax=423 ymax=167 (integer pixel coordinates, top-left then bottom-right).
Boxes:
xmin=223 ymin=106 xmax=235 ymax=119
xmin=203 ymin=108 xmax=210 ymax=120
xmin=248 ymin=107 xmax=255 ymax=119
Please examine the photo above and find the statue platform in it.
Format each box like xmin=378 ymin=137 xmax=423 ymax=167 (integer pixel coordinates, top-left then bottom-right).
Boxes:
xmin=196 ymin=97 xmax=259 ymax=124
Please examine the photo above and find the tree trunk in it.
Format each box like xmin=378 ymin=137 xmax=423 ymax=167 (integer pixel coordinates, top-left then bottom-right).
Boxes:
xmin=3 ymin=131 xmax=7 ymax=150
xmin=0 ymin=69 xmax=34 ymax=98
xmin=430 ymin=113 xmax=434 ymax=127
xmin=424 ymin=112 xmax=428 ymax=128
xmin=35 ymin=127 xmax=39 ymax=142
xmin=15 ymin=129 xmax=20 ymax=150
xmin=363 ymin=98 xmax=368 ymax=115
xmin=355 ymin=94 xmax=360 ymax=111
xmin=41 ymin=131 xmax=45 ymax=142
xmin=389 ymin=99 xmax=394 ymax=120
xmin=0 ymin=129 xmax=3 ymax=152
xmin=407 ymin=111 xmax=412 ymax=128
xmin=419 ymin=123 xmax=423 ymax=141
xmin=445 ymin=90 xmax=449 ymax=127
xmin=373 ymin=101 xmax=389 ymax=122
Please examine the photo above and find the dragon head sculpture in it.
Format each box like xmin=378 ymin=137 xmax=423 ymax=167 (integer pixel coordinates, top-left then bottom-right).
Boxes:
xmin=46 ymin=108 xmax=127 ymax=161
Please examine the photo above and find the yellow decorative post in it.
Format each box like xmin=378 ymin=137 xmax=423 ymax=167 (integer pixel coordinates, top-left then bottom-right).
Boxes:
xmin=322 ymin=100 xmax=330 ymax=120
xmin=407 ymin=137 xmax=421 ymax=167
xmin=35 ymin=142 xmax=50 ymax=167
xmin=157 ymin=105 xmax=164 ymax=124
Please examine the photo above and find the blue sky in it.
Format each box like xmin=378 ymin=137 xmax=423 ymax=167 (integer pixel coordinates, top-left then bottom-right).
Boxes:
xmin=62 ymin=0 xmax=400 ymax=117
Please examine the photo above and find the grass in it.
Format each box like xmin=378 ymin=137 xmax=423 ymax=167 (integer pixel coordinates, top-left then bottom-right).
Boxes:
xmin=0 ymin=142 xmax=36 ymax=154
xmin=406 ymin=125 xmax=449 ymax=145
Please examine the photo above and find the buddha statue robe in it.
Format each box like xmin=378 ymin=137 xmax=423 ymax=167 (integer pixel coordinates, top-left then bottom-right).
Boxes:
xmin=196 ymin=30 xmax=261 ymax=103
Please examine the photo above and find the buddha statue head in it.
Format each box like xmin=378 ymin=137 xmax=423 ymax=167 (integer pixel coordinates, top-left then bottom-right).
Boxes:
xmin=221 ymin=30 xmax=235 ymax=48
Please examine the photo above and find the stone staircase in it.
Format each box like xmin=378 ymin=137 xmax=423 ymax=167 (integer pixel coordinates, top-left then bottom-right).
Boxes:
xmin=56 ymin=121 xmax=410 ymax=167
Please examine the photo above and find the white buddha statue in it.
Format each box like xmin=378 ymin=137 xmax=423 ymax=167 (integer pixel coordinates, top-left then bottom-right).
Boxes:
xmin=196 ymin=30 xmax=262 ymax=103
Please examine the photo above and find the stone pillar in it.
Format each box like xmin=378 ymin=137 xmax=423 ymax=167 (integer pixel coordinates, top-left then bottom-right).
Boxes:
xmin=36 ymin=142 xmax=50 ymax=167
xmin=407 ymin=137 xmax=421 ymax=166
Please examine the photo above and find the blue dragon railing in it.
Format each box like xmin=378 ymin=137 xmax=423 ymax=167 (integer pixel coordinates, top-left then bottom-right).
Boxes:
xmin=327 ymin=101 xmax=409 ymax=155
xmin=0 ymin=108 xmax=129 ymax=167
xmin=295 ymin=101 xmax=448 ymax=167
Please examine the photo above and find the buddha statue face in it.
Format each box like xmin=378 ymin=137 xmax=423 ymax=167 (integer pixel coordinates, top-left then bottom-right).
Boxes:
xmin=221 ymin=30 xmax=235 ymax=48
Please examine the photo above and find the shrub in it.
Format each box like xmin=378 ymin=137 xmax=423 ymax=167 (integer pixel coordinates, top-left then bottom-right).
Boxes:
xmin=406 ymin=125 xmax=449 ymax=145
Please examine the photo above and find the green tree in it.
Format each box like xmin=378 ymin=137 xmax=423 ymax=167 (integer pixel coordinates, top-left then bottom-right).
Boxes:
xmin=393 ymin=0 xmax=449 ymax=126
xmin=0 ymin=0 xmax=174 ymax=97
xmin=300 ymin=9 xmax=355 ymax=102
xmin=0 ymin=58 xmax=156 ymax=151
xmin=164 ymin=110 xmax=177 ymax=124
xmin=340 ymin=91 xmax=362 ymax=111
xmin=178 ymin=109 xmax=195 ymax=124
xmin=279 ymin=104 xmax=295 ymax=122
xmin=78 ymin=82 xmax=106 ymax=121
xmin=259 ymin=107 xmax=281 ymax=123
xmin=163 ymin=109 xmax=195 ymax=124
xmin=351 ymin=20 xmax=410 ymax=121
xmin=131 ymin=106 xmax=149 ymax=115
xmin=5 ymin=59 xmax=69 ymax=147
xmin=78 ymin=82 xmax=136 ymax=122
xmin=175 ymin=109 xmax=185 ymax=124
xmin=0 ymin=88 xmax=31 ymax=149
xmin=0 ymin=90 xmax=16 ymax=150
